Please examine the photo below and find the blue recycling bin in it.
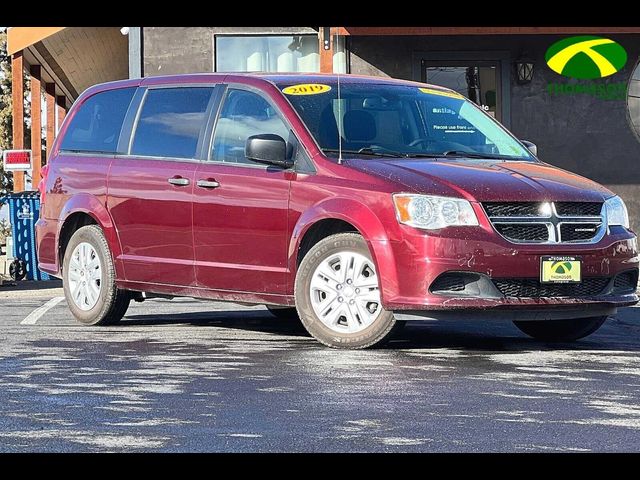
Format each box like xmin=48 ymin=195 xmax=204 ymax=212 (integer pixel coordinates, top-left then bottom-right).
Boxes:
xmin=0 ymin=191 xmax=50 ymax=281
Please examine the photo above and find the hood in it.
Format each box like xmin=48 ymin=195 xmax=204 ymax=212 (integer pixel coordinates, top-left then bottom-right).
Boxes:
xmin=345 ymin=158 xmax=613 ymax=202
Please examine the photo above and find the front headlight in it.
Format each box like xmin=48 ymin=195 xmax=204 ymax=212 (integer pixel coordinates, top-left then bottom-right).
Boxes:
xmin=393 ymin=194 xmax=479 ymax=230
xmin=605 ymin=196 xmax=630 ymax=228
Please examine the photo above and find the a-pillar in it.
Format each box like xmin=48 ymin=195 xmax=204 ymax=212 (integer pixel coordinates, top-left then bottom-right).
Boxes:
xmin=11 ymin=51 xmax=25 ymax=192
xmin=30 ymin=65 xmax=43 ymax=188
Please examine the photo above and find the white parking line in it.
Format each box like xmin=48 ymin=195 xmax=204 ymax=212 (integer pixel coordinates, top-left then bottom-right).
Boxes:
xmin=21 ymin=297 xmax=66 ymax=325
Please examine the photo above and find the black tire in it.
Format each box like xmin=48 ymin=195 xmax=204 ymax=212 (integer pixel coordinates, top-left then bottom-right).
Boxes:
xmin=62 ymin=225 xmax=130 ymax=326
xmin=9 ymin=259 xmax=27 ymax=281
xmin=294 ymin=232 xmax=397 ymax=349
xmin=266 ymin=306 xmax=299 ymax=320
xmin=513 ymin=316 xmax=607 ymax=342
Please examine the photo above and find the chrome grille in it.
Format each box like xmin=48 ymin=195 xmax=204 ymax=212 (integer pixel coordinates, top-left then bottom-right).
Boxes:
xmin=555 ymin=202 xmax=602 ymax=216
xmin=483 ymin=201 xmax=605 ymax=244
xmin=560 ymin=223 xmax=601 ymax=242
xmin=495 ymin=224 xmax=548 ymax=242
xmin=484 ymin=202 xmax=541 ymax=217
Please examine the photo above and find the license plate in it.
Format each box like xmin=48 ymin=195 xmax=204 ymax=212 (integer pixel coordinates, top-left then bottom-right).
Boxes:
xmin=540 ymin=256 xmax=581 ymax=283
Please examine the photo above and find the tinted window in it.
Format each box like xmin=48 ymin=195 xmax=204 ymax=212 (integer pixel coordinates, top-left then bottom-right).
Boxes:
xmin=211 ymin=89 xmax=289 ymax=164
xmin=60 ymin=87 xmax=135 ymax=153
xmin=279 ymin=81 xmax=534 ymax=161
xmin=131 ymin=87 xmax=213 ymax=159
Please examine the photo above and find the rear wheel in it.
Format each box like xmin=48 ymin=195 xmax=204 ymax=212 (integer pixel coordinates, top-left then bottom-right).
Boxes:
xmin=513 ymin=316 xmax=607 ymax=342
xmin=295 ymin=233 xmax=397 ymax=349
xmin=63 ymin=225 xmax=130 ymax=325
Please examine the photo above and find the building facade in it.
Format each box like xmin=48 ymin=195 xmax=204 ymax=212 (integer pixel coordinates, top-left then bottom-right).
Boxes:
xmin=7 ymin=26 xmax=640 ymax=230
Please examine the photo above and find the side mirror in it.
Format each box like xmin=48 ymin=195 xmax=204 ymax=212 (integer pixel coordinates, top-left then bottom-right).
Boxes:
xmin=246 ymin=134 xmax=293 ymax=169
xmin=520 ymin=140 xmax=538 ymax=157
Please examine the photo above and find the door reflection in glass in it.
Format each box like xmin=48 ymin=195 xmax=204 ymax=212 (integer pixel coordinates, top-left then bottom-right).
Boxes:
xmin=424 ymin=65 xmax=500 ymax=121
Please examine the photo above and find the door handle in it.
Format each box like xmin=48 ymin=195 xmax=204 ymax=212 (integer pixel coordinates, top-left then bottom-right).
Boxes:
xmin=197 ymin=179 xmax=221 ymax=189
xmin=168 ymin=177 xmax=190 ymax=186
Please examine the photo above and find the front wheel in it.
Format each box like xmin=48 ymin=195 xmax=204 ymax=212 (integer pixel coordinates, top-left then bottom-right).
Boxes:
xmin=63 ymin=225 xmax=131 ymax=325
xmin=513 ymin=316 xmax=607 ymax=342
xmin=294 ymin=233 xmax=397 ymax=349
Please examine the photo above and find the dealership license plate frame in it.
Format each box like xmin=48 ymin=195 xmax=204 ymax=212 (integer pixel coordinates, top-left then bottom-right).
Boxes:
xmin=540 ymin=256 xmax=582 ymax=284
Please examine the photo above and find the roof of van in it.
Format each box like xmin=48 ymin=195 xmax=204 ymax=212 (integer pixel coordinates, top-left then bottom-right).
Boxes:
xmin=79 ymin=72 xmax=453 ymax=99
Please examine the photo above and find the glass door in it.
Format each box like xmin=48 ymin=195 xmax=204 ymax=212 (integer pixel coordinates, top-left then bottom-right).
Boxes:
xmin=422 ymin=61 xmax=502 ymax=121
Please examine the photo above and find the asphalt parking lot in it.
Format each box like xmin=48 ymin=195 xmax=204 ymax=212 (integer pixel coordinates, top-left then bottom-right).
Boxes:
xmin=1 ymin=280 xmax=640 ymax=452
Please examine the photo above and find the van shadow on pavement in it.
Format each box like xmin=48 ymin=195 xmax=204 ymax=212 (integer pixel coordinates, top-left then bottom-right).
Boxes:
xmin=122 ymin=309 xmax=640 ymax=353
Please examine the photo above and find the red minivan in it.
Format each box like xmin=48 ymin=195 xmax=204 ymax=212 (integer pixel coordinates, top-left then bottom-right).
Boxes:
xmin=36 ymin=73 xmax=638 ymax=348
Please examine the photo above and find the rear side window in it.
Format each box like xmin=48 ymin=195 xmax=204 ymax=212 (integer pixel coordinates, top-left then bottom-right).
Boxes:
xmin=60 ymin=87 xmax=135 ymax=153
xmin=131 ymin=87 xmax=214 ymax=159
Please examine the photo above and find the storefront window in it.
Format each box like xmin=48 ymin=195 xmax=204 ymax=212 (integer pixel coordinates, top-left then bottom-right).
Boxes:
xmin=215 ymin=35 xmax=319 ymax=73
xmin=629 ymin=60 xmax=640 ymax=139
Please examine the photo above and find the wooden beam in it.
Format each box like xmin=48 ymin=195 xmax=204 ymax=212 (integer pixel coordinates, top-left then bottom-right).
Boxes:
xmin=56 ymin=95 xmax=67 ymax=133
xmin=319 ymin=27 xmax=334 ymax=73
xmin=30 ymin=65 xmax=42 ymax=189
xmin=6 ymin=27 xmax=66 ymax=55
xmin=45 ymin=83 xmax=56 ymax=165
xmin=340 ymin=26 xmax=640 ymax=36
xmin=11 ymin=51 xmax=25 ymax=192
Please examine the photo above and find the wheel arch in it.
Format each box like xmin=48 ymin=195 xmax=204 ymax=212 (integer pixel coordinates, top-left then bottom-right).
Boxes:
xmin=57 ymin=194 xmax=123 ymax=278
xmin=289 ymin=198 xmax=400 ymax=303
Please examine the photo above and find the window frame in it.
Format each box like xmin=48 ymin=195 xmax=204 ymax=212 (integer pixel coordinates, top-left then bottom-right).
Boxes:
xmin=206 ymin=83 xmax=299 ymax=170
xmin=126 ymin=84 xmax=220 ymax=163
xmin=58 ymin=86 xmax=138 ymax=156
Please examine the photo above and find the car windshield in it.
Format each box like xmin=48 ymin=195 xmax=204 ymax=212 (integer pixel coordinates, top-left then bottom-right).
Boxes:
xmin=278 ymin=81 xmax=535 ymax=161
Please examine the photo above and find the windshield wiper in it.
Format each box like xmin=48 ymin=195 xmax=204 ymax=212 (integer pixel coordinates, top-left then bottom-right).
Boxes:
xmin=322 ymin=148 xmax=405 ymax=158
xmin=440 ymin=150 xmax=523 ymax=160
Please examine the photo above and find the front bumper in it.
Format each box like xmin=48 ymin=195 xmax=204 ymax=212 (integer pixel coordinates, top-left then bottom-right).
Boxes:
xmin=381 ymin=223 xmax=639 ymax=312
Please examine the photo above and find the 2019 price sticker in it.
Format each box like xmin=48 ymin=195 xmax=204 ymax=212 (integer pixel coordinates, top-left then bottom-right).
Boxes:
xmin=282 ymin=84 xmax=332 ymax=95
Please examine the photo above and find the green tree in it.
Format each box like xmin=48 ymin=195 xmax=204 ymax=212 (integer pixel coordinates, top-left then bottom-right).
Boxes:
xmin=0 ymin=29 xmax=33 ymax=196
xmin=0 ymin=29 xmax=13 ymax=195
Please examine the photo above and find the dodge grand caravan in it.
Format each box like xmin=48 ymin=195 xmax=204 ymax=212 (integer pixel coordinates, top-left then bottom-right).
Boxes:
xmin=35 ymin=73 xmax=639 ymax=349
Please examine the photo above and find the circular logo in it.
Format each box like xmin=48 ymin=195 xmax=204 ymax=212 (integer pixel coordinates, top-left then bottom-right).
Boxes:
xmin=545 ymin=35 xmax=627 ymax=79
xmin=551 ymin=261 xmax=573 ymax=274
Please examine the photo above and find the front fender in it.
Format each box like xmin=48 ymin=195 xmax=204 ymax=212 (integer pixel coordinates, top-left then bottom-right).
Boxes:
xmin=57 ymin=193 xmax=123 ymax=277
xmin=289 ymin=197 xmax=400 ymax=305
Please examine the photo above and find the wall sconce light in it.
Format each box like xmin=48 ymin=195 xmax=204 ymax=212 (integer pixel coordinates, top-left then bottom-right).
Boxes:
xmin=515 ymin=54 xmax=534 ymax=84
xmin=322 ymin=27 xmax=331 ymax=50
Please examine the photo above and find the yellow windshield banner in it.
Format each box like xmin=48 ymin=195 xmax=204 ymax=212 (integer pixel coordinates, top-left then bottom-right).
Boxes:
xmin=282 ymin=84 xmax=332 ymax=95
xmin=418 ymin=87 xmax=464 ymax=99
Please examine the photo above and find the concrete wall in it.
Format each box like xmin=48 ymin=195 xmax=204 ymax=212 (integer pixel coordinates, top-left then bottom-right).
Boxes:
xmin=349 ymin=34 xmax=640 ymax=231
xmin=142 ymin=27 xmax=318 ymax=76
